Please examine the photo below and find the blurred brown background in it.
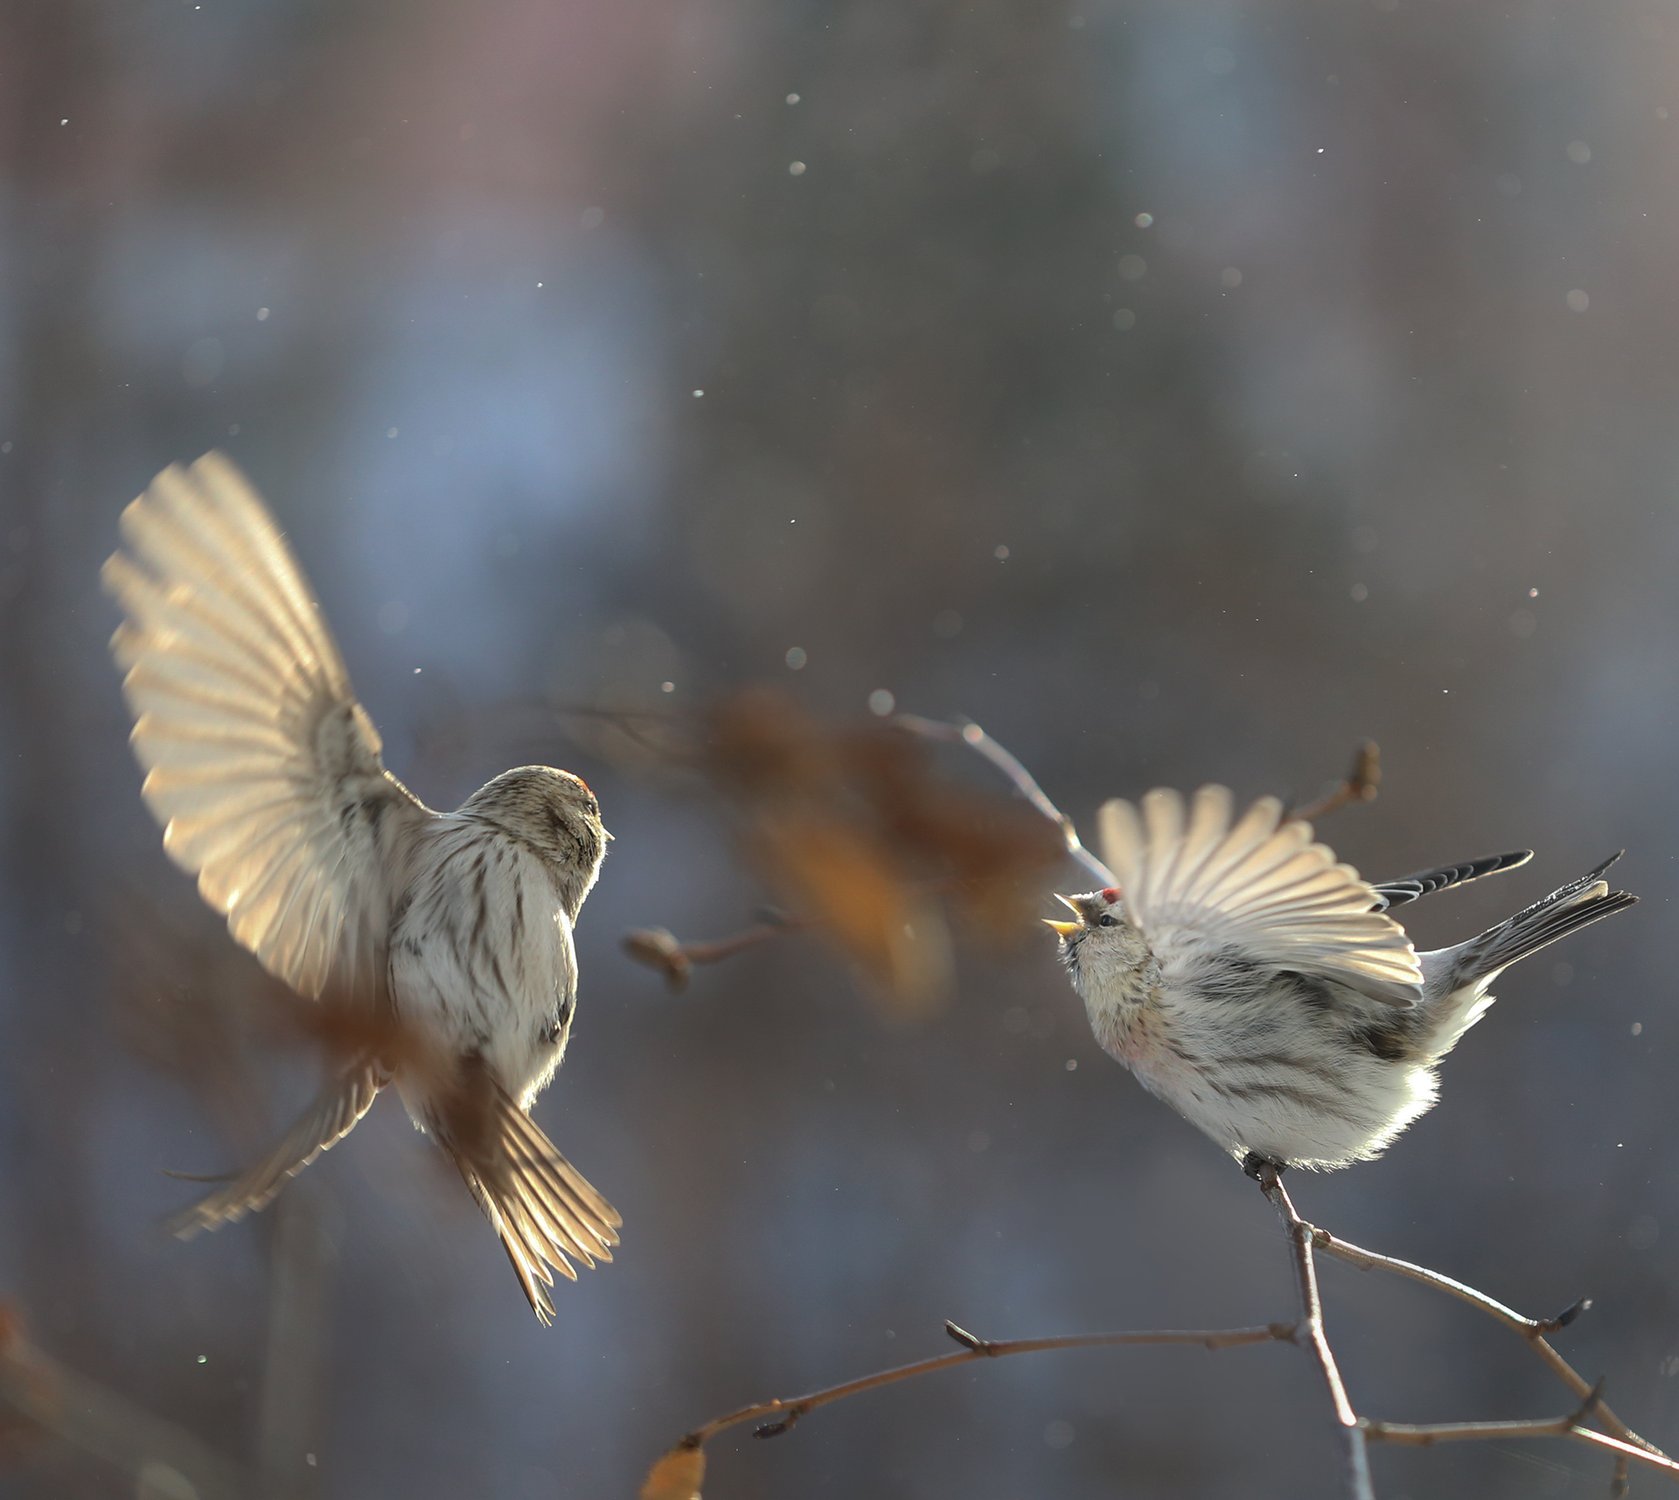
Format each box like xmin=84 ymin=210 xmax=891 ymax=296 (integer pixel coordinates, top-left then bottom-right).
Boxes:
xmin=5 ymin=1 xmax=1679 ymax=1497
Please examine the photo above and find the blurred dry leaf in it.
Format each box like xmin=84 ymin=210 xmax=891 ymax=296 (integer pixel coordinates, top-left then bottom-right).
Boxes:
xmin=750 ymin=811 xmax=951 ymax=1018
xmin=639 ymin=1438 xmax=706 ymax=1500
xmin=693 ymin=690 xmax=1061 ymax=1014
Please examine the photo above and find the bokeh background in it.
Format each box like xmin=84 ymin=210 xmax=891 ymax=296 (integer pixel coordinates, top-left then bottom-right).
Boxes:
xmin=6 ymin=1 xmax=1679 ymax=1497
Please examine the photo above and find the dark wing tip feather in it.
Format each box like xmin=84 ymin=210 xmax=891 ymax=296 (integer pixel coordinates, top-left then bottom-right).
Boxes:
xmin=1373 ymin=850 xmax=1534 ymax=910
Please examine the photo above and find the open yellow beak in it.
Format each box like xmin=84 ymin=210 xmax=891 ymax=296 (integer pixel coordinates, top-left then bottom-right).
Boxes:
xmin=1043 ymin=893 xmax=1082 ymax=939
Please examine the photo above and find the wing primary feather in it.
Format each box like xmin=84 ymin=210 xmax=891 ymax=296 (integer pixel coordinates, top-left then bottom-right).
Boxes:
xmin=167 ymin=1062 xmax=382 ymax=1238
xmin=1097 ymin=784 xmax=1422 ymax=1003
xmin=106 ymin=453 xmax=433 ymax=1004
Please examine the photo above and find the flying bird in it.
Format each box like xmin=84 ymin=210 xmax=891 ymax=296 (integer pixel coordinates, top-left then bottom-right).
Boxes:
xmin=1049 ymin=785 xmax=1635 ymax=1173
xmin=105 ymin=453 xmax=618 ymax=1322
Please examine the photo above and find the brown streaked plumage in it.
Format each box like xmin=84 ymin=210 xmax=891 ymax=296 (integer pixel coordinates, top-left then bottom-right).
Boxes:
xmin=106 ymin=452 xmax=617 ymax=1324
xmin=1052 ymin=786 xmax=1636 ymax=1172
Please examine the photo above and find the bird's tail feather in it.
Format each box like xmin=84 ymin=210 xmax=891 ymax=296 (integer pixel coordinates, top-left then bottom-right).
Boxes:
xmin=166 ymin=1059 xmax=384 ymax=1237
xmin=1444 ymin=852 xmax=1636 ymax=989
xmin=436 ymin=1077 xmax=620 ymax=1326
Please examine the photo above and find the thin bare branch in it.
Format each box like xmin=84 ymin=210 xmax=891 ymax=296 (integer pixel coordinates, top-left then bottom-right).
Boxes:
xmin=622 ymin=914 xmax=809 ymax=990
xmin=1311 ymin=1224 xmax=1660 ymax=1462
xmin=1257 ymin=1165 xmax=1376 ymax=1500
xmin=663 ymin=1319 xmax=1292 ymax=1456
xmin=1288 ymin=741 xmax=1382 ymax=823
xmin=891 ymin=714 xmax=1117 ymax=886
xmin=1363 ymin=1398 xmax=1679 ymax=1483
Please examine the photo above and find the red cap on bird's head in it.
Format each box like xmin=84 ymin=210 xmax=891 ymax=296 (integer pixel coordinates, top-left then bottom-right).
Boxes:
xmin=1100 ymin=887 xmax=1123 ymax=904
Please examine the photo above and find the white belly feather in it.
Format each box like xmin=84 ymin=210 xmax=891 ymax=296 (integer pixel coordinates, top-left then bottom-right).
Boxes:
xmin=388 ymin=817 xmax=579 ymax=1114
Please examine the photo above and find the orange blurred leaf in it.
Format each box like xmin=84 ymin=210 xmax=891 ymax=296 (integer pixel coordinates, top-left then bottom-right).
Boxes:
xmin=751 ymin=812 xmax=951 ymax=1018
xmin=640 ymin=1439 xmax=706 ymax=1500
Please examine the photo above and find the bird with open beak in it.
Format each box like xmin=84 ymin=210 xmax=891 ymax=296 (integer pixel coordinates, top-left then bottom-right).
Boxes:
xmin=1049 ymin=786 xmax=1635 ymax=1174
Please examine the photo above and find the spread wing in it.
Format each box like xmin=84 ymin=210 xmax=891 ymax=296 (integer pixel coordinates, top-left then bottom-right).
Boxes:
xmin=1097 ymin=785 xmax=1424 ymax=1007
xmin=103 ymin=452 xmax=431 ymax=1003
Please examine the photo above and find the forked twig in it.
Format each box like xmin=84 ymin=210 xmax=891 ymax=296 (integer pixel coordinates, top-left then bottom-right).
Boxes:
xmin=1310 ymin=1223 xmax=1655 ymax=1493
xmin=1362 ymin=1381 xmax=1679 ymax=1482
xmin=1256 ymin=1164 xmax=1375 ymax=1497
xmin=646 ymin=1173 xmax=1674 ymax=1498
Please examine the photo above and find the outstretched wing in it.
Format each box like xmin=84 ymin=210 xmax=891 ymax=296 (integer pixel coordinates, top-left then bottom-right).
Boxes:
xmin=1098 ymin=785 xmax=1424 ymax=1007
xmin=104 ymin=453 xmax=431 ymax=1003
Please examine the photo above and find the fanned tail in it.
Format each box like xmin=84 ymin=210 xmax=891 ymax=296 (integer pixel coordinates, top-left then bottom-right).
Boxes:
xmin=167 ymin=1060 xmax=384 ymax=1237
xmin=1419 ymin=851 xmax=1638 ymax=1066
xmin=1443 ymin=851 xmax=1637 ymax=988
xmin=436 ymin=1079 xmax=620 ymax=1326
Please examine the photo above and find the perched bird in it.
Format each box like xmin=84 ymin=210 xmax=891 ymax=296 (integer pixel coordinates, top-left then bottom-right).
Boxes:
xmin=104 ymin=453 xmax=619 ymax=1322
xmin=1048 ymin=785 xmax=1636 ymax=1173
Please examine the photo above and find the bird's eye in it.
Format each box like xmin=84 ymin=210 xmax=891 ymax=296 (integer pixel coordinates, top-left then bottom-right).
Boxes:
xmin=1097 ymin=914 xmax=1117 ymax=928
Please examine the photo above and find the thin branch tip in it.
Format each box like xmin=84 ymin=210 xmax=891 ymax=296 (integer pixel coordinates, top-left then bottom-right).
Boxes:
xmin=1288 ymin=740 xmax=1382 ymax=823
xmin=1542 ymin=1296 xmax=1593 ymax=1333
xmin=753 ymin=1404 xmax=806 ymax=1439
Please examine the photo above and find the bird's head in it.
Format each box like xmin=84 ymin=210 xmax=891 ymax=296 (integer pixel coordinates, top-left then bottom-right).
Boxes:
xmin=461 ymin=766 xmax=610 ymax=908
xmin=1045 ymin=887 xmax=1146 ymax=993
